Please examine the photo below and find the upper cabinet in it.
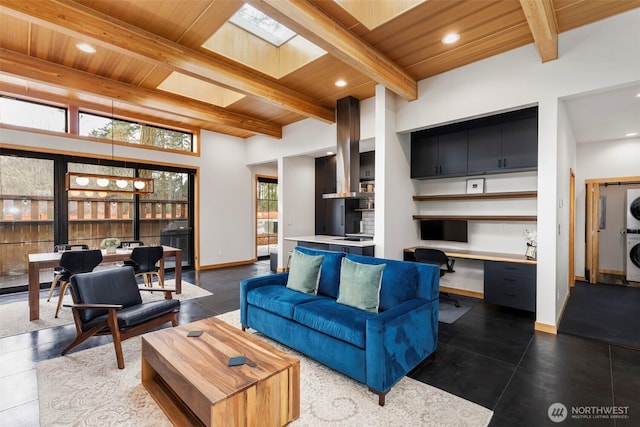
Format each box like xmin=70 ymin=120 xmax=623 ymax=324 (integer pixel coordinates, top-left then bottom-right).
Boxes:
xmin=360 ymin=151 xmax=375 ymax=181
xmin=411 ymin=107 xmax=538 ymax=179
xmin=410 ymin=131 xmax=467 ymax=178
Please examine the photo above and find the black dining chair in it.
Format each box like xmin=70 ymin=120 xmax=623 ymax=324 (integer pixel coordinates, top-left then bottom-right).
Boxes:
xmin=414 ymin=248 xmax=460 ymax=307
xmin=47 ymin=244 xmax=89 ymax=303
xmin=52 ymin=249 xmax=103 ymax=318
xmin=123 ymin=246 xmax=164 ymax=288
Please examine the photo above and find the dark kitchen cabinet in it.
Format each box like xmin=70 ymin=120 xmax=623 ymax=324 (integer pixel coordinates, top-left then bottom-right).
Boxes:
xmin=360 ymin=151 xmax=375 ymax=181
xmin=468 ymin=116 xmax=537 ymax=174
xmin=315 ymin=155 xmax=361 ymax=236
xmin=412 ymin=106 xmax=538 ymax=179
xmin=411 ymin=131 xmax=467 ymax=178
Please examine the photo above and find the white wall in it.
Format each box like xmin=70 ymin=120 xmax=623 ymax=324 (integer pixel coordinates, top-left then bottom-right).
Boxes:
xmin=278 ymin=156 xmax=316 ymax=268
xmin=192 ymin=130 xmax=255 ymax=267
xmin=555 ymin=99 xmax=577 ymax=320
xmin=575 ymin=138 xmax=640 ymax=276
xmin=374 ymin=86 xmax=417 ymax=259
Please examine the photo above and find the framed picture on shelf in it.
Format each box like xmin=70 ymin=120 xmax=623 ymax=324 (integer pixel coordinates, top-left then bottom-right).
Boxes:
xmin=466 ymin=178 xmax=485 ymax=194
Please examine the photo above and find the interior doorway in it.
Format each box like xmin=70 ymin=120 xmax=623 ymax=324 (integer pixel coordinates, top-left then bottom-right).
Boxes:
xmin=256 ymin=175 xmax=278 ymax=259
xmin=585 ymin=175 xmax=640 ymax=286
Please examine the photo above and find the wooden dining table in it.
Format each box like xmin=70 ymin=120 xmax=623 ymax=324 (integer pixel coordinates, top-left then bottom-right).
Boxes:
xmin=27 ymin=246 xmax=182 ymax=321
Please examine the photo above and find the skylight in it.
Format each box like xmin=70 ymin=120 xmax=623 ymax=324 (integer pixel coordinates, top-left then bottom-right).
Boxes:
xmin=230 ymin=3 xmax=296 ymax=47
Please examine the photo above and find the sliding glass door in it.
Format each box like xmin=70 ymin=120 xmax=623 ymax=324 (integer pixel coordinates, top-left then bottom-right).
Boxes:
xmin=0 ymin=155 xmax=54 ymax=290
xmin=0 ymin=149 xmax=195 ymax=292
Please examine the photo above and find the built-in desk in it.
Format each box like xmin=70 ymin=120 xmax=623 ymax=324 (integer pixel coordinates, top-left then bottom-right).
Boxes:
xmin=404 ymin=247 xmax=537 ymax=312
xmin=403 ymin=247 xmax=536 ymax=265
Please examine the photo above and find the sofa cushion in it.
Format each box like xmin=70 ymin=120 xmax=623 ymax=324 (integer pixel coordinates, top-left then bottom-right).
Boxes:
xmin=286 ymin=249 xmax=324 ymax=294
xmin=247 ymin=285 xmax=322 ymax=319
xmin=294 ymin=246 xmax=344 ymax=298
xmin=346 ymin=254 xmax=419 ymax=311
xmin=293 ymin=299 xmax=375 ymax=348
xmin=337 ymin=257 xmax=385 ymax=313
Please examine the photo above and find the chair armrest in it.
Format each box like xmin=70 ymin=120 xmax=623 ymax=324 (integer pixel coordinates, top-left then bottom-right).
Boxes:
xmin=240 ymin=273 xmax=289 ymax=327
xmin=365 ymin=298 xmax=438 ymax=393
xmin=64 ymin=303 xmax=123 ymax=310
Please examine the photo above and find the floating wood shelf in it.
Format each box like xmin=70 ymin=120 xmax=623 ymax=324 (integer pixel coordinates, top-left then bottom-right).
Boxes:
xmin=355 ymin=209 xmax=375 ymax=212
xmin=413 ymin=215 xmax=537 ymax=222
xmin=413 ymin=191 xmax=537 ymax=202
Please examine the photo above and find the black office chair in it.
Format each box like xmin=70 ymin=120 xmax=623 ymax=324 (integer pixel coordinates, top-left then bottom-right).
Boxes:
xmin=53 ymin=249 xmax=103 ymax=318
xmin=47 ymin=244 xmax=89 ymax=303
xmin=414 ymin=248 xmax=460 ymax=307
xmin=123 ymin=246 xmax=164 ymax=288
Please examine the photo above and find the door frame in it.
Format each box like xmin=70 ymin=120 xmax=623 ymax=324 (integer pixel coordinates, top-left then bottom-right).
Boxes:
xmin=569 ymin=169 xmax=575 ymax=288
xmin=585 ymin=175 xmax=640 ymax=283
xmin=255 ymin=174 xmax=278 ymax=260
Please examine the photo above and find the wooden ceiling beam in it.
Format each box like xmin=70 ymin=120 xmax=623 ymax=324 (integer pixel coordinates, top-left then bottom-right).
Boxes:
xmin=519 ymin=0 xmax=558 ymax=62
xmin=0 ymin=0 xmax=335 ymax=123
xmin=252 ymin=0 xmax=418 ymax=101
xmin=0 ymin=48 xmax=283 ymax=138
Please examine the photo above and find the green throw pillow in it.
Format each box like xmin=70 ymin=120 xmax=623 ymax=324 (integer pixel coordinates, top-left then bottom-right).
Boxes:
xmin=337 ymin=258 xmax=385 ymax=313
xmin=286 ymin=250 xmax=324 ymax=294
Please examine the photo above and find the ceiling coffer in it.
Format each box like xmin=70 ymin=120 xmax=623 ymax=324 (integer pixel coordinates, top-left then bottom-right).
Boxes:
xmin=323 ymin=96 xmax=368 ymax=199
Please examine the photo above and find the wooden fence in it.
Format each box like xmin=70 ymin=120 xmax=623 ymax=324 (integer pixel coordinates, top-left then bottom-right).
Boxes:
xmin=0 ymin=195 xmax=188 ymax=283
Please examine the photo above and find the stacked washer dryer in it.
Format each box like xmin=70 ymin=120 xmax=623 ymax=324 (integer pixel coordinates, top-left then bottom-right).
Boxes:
xmin=626 ymin=189 xmax=640 ymax=282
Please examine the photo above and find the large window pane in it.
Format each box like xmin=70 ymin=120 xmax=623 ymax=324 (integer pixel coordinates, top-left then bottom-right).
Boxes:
xmin=68 ymin=163 xmax=134 ymax=249
xmin=139 ymin=170 xmax=191 ymax=267
xmin=0 ymin=96 xmax=67 ymax=132
xmin=0 ymin=155 xmax=54 ymax=290
xmin=79 ymin=112 xmax=193 ymax=152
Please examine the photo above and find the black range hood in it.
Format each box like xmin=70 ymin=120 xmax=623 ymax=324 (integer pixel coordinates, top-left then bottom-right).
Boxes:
xmin=322 ymin=96 xmax=369 ymax=199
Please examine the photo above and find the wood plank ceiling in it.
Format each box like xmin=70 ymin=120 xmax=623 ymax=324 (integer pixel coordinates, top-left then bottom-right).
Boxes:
xmin=0 ymin=0 xmax=638 ymax=139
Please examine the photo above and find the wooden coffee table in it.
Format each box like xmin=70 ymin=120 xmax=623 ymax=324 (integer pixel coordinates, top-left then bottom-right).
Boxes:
xmin=141 ymin=317 xmax=300 ymax=426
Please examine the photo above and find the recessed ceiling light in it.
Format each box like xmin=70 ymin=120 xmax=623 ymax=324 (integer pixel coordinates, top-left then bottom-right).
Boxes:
xmin=636 ymin=92 xmax=640 ymax=98
xmin=625 ymin=132 xmax=638 ymax=137
xmin=76 ymin=43 xmax=96 ymax=54
xmin=335 ymin=80 xmax=347 ymax=87
xmin=326 ymin=151 xmax=334 ymax=155
xmin=441 ymin=33 xmax=460 ymax=45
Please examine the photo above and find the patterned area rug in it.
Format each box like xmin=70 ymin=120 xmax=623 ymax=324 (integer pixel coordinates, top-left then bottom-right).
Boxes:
xmin=0 ymin=279 xmax=210 ymax=338
xmin=36 ymin=310 xmax=493 ymax=426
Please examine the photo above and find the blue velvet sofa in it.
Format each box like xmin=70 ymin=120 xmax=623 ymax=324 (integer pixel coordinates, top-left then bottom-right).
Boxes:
xmin=240 ymin=246 xmax=440 ymax=405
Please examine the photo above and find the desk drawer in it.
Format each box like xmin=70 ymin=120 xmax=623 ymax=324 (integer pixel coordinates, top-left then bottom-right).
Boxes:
xmin=485 ymin=261 xmax=535 ymax=277
xmin=484 ymin=261 xmax=536 ymax=312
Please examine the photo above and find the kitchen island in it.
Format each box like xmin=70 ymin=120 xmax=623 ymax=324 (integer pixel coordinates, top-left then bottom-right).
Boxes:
xmin=285 ymin=235 xmax=375 ymax=256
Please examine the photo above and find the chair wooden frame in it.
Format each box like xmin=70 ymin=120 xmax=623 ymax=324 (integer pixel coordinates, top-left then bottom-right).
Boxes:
xmin=62 ymin=285 xmax=178 ymax=369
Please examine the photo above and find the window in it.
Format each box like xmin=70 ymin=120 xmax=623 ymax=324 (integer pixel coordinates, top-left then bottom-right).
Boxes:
xmin=79 ymin=112 xmax=193 ymax=152
xmin=230 ymin=3 xmax=295 ymax=47
xmin=0 ymin=96 xmax=67 ymax=132
xmin=0 ymin=149 xmax=195 ymax=293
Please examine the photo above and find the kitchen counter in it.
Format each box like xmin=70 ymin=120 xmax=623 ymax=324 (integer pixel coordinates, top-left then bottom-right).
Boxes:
xmin=286 ymin=235 xmax=375 ymax=248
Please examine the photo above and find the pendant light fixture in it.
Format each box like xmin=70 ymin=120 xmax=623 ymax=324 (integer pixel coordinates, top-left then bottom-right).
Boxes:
xmin=66 ymin=102 xmax=154 ymax=195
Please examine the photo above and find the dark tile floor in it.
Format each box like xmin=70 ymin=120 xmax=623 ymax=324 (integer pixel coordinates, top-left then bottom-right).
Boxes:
xmin=1 ymin=261 xmax=639 ymax=426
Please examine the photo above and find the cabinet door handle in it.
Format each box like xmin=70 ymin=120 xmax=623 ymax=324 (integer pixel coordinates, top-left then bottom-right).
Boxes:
xmin=341 ymin=210 xmax=344 ymax=226
xmin=504 ymin=293 xmax=517 ymax=297
xmin=503 ymin=158 xmax=507 ymax=168
xmin=498 ymin=158 xmax=502 ymax=168
xmin=504 ymin=279 xmax=516 ymax=282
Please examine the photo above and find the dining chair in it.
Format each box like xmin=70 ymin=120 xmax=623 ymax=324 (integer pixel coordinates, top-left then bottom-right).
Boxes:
xmin=414 ymin=248 xmax=460 ymax=307
xmin=123 ymin=246 xmax=165 ymax=288
xmin=53 ymin=249 xmax=103 ymax=318
xmin=47 ymin=244 xmax=89 ymax=303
